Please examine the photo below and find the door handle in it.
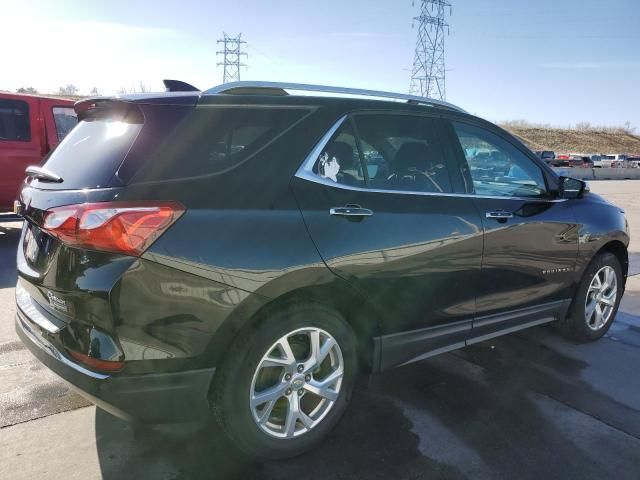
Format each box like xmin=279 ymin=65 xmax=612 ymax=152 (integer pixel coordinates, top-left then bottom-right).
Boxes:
xmin=485 ymin=210 xmax=514 ymax=220
xmin=330 ymin=206 xmax=374 ymax=217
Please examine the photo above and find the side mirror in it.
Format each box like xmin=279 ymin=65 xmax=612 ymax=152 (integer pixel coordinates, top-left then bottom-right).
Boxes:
xmin=559 ymin=176 xmax=588 ymax=199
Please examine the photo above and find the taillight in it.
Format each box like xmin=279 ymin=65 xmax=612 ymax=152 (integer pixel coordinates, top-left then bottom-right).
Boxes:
xmin=42 ymin=201 xmax=185 ymax=256
xmin=68 ymin=350 xmax=125 ymax=373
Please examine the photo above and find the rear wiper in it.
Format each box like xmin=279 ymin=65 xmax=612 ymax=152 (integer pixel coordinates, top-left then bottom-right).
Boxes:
xmin=25 ymin=166 xmax=64 ymax=183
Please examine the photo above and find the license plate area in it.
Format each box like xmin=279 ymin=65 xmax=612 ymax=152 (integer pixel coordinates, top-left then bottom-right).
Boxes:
xmin=24 ymin=227 xmax=39 ymax=264
xmin=23 ymin=223 xmax=56 ymax=271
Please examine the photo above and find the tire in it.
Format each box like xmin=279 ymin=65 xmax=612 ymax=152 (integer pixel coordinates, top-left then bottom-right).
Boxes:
xmin=211 ymin=303 xmax=358 ymax=459
xmin=558 ymin=252 xmax=623 ymax=342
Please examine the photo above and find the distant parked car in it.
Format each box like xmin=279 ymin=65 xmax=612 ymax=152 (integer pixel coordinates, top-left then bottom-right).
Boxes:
xmin=627 ymin=156 xmax=640 ymax=168
xmin=568 ymin=155 xmax=593 ymax=168
xmin=537 ymin=150 xmax=556 ymax=163
xmin=0 ymin=92 xmax=77 ymax=211
xmin=549 ymin=153 xmax=570 ymax=167
xmin=603 ymin=154 xmax=628 ymax=168
xmin=579 ymin=157 xmax=594 ymax=168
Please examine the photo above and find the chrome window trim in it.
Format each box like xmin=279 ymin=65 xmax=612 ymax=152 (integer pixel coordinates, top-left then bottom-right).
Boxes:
xmin=294 ymin=116 xmax=567 ymax=204
xmin=297 ymin=113 xmax=349 ymax=175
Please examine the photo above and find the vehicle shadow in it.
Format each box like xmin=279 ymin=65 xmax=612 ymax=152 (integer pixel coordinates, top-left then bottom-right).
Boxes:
xmin=94 ymin=325 xmax=640 ymax=480
xmin=94 ymin=385 xmax=464 ymax=480
xmin=0 ymin=221 xmax=22 ymax=288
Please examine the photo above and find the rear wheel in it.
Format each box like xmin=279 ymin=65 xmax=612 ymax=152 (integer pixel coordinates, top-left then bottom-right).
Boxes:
xmin=212 ymin=304 xmax=357 ymax=459
xmin=558 ymin=252 xmax=623 ymax=342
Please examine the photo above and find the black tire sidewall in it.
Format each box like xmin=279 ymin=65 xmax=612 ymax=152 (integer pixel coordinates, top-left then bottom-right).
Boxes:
xmin=214 ymin=303 xmax=358 ymax=459
xmin=565 ymin=252 xmax=623 ymax=341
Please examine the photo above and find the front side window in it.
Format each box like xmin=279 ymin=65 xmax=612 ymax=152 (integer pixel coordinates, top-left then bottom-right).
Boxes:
xmin=0 ymin=99 xmax=30 ymax=142
xmin=52 ymin=107 xmax=77 ymax=141
xmin=452 ymin=122 xmax=548 ymax=198
xmin=354 ymin=114 xmax=452 ymax=193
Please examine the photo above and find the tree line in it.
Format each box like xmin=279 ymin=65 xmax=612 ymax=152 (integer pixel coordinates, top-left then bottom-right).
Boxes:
xmin=15 ymin=82 xmax=152 ymax=97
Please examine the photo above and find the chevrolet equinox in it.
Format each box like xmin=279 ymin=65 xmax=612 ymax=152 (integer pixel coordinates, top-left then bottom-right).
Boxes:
xmin=15 ymin=81 xmax=629 ymax=459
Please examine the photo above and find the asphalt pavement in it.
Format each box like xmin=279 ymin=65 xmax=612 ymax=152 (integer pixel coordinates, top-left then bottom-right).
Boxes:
xmin=1 ymin=180 xmax=639 ymax=480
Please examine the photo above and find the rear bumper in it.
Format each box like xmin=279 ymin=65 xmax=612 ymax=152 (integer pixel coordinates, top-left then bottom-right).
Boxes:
xmin=16 ymin=309 xmax=216 ymax=424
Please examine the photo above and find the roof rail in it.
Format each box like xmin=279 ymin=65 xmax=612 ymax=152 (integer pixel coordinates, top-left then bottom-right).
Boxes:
xmin=203 ymin=81 xmax=467 ymax=113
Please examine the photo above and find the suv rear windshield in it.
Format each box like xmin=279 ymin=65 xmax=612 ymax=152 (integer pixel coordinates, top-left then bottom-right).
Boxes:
xmin=36 ymin=105 xmax=142 ymax=190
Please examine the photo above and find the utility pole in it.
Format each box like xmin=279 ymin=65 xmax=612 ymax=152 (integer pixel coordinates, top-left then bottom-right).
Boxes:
xmin=217 ymin=32 xmax=247 ymax=83
xmin=409 ymin=0 xmax=451 ymax=100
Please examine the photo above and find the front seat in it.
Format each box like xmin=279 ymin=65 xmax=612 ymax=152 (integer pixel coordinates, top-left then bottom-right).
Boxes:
xmin=388 ymin=142 xmax=449 ymax=193
xmin=388 ymin=142 xmax=432 ymax=191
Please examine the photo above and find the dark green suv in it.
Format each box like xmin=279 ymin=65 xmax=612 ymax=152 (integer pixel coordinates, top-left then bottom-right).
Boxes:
xmin=15 ymin=81 xmax=629 ymax=459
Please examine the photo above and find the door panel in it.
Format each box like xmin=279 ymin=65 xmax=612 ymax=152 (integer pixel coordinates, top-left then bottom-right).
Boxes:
xmin=472 ymin=196 xmax=579 ymax=316
xmin=445 ymin=118 xmax=580 ymax=332
xmin=292 ymin=177 xmax=482 ymax=336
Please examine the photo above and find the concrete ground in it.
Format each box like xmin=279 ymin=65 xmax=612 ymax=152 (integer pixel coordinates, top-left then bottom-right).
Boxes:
xmin=1 ymin=180 xmax=639 ymax=480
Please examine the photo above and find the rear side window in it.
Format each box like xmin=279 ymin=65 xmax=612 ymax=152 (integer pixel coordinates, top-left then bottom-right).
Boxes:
xmin=133 ymin=107 xmax=308 ymax=182
xmin=0 ymin=99 xmax=30 ymax=142
xmin=354 ymin=114 xmax=453 ymax=193
xmin=52 ymin=107 xmax=77 ymax=141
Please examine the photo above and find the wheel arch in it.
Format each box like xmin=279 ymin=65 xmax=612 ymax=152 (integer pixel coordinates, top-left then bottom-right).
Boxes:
xmin=206 ymin=281 xmax=381 ymax=374
xmin=596 ymin=240 xmax=629 ymax=283
xmin=260 ymin=284 xmax=380 ymax=371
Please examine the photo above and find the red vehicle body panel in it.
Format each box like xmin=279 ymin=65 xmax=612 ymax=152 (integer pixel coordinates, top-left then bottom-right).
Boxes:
xmin=0 ymin=93 xmax=76 ymax=211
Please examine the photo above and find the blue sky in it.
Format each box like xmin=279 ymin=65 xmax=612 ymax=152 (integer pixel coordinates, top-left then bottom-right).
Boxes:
xmin=3 ymin=0 xmax=639 ymax=127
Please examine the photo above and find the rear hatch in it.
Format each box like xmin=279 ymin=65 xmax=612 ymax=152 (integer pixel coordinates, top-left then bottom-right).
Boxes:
xmin=16 ymin=95 xmax=196 ymax=371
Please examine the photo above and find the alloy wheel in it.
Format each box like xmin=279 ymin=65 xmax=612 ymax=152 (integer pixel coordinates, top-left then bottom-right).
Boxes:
xmin=585 ymin=265 xmax=618 ymax=331
xmin=249 ymin=327 xmax=344 ymax=439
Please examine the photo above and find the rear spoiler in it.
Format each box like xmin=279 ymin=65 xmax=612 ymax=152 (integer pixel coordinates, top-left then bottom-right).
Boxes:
xmin=73 ymin=98 xmax=143 ymax=123
xmin=163 ymin=79 xmax=200 ymax=92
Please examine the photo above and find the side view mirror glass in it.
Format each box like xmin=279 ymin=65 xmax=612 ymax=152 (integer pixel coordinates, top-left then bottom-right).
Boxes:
xmin=559 ymin=176 xmax=587 ymax=199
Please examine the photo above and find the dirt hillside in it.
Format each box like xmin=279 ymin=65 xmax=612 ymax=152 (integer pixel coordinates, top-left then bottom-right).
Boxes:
xmin=501 ymin=126 xmax=640 ymax=155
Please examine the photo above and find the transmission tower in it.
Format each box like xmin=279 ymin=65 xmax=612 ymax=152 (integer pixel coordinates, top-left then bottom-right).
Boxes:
xmin=217 ymin=32 xmax=247 ymax=83
xmin=409 ymin=0 xmax=451 ymax=100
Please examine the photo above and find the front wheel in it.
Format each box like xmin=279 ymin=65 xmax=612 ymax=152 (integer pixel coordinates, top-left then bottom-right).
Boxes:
xmin=212 ymin=304 xmax=358 ymax=459
xmin=558 ymin=252 xmax=623 ymax=342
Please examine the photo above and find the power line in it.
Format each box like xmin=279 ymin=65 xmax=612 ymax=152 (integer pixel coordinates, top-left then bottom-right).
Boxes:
xmin=217 ymin=32 xmax=247 ymax=84
xmin=409 ymin=0 xmax=451 ymax=100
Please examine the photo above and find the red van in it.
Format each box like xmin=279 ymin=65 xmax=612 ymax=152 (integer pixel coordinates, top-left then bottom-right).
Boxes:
xmin=0 ymin=92 xmax=77 ymax=211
